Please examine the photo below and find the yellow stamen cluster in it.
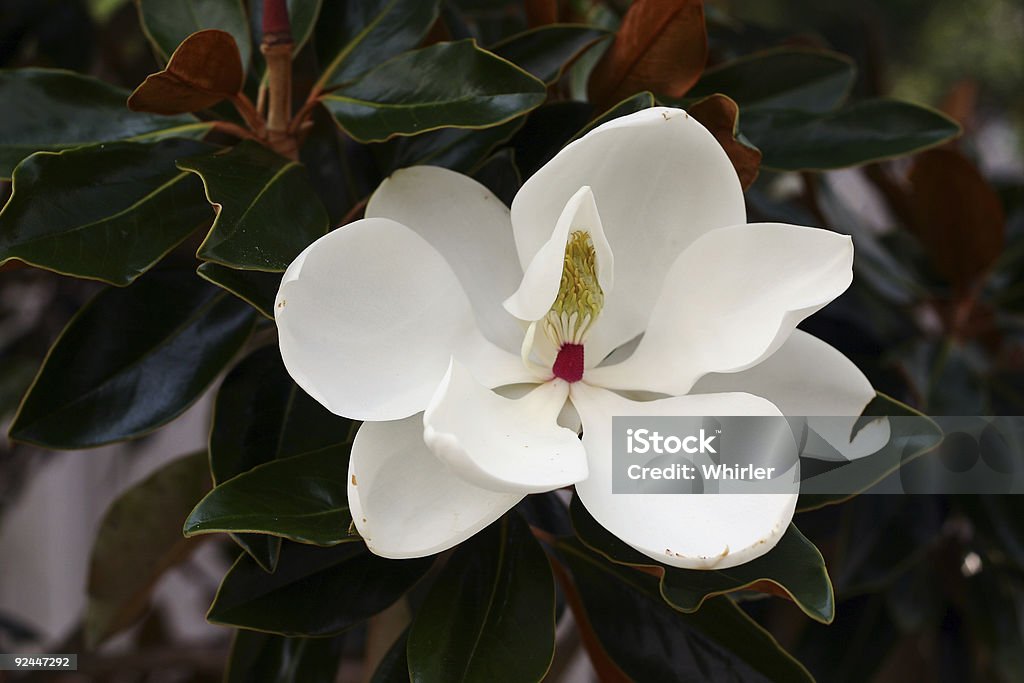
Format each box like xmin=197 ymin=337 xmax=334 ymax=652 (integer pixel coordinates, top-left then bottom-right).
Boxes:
xmin=544 ymin=230 xmax=604 ymax=345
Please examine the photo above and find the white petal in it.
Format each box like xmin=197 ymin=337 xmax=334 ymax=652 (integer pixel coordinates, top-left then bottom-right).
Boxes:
xmin=276 ymin=217 xmax=533 ymax=421
xmin=348 ymin=414 xmax=522 ymax=559
xmin=570 ymin=382 xmax=798 ymax=569
xmin=692 ymin=330 xmax=889 ymax=460
xmin=503 ymin=186 xmax=612 ymax=322
xmin=512 ymin=107 xmax=745 ymax=361
xmin=587 ymin=223 xmax=854 ymax=396
xmin=424 ymin=361 xmax=587 ymax=493
xmin=367 ymin=166 xmax=526 ymax=352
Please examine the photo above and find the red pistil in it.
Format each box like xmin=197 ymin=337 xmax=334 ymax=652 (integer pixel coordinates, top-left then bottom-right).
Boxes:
xmin=552 ymin=343 xmax=585 ymax=383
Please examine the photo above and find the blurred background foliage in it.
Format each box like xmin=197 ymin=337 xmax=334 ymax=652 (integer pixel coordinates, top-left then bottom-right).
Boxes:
xmin=1 ymin=0 xmax=1023 ymax=682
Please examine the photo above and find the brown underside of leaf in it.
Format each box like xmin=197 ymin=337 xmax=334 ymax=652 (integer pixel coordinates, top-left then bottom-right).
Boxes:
xmin=688 ymin=94 xmax=762 ymax=190
xmin=588 ymin=0 xmax=707 ymax=110
xmin=84 ymin=452 xmax=211 ymax=647
xmin=548 ymin=552 xmax=633 ymax=683
xmin=525 ymin=0 xmax=559 ymax=27
xmin=128 ymin=29 xmax=244 ymax=115
xmin=907 ymin=147 xmax=1005 ymax=292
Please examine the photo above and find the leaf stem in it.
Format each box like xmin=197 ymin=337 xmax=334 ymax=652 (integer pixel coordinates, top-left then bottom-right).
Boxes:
xmin=537 ymin=534 xmax=631 ymax=683
xmin=209 ymin=120 xmax=261 ymax=142
xmin=229 ymin=93 xmax=266 ymax=136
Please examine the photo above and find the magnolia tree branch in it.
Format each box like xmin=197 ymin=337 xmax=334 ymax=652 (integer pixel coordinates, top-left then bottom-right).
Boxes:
xmin=261 ymin=0 xmax=298 ymax=159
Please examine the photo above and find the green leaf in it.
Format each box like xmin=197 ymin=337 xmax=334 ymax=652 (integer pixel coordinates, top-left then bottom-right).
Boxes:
xmin=407 ymin=514 xmax=555 ymax=683
xmin=9 ymin=270 xmax=256 ymax=449
xmin=557 ymin=539 xmax=814 ymax=683
xmin=687 ymin=47 xmax=856 ymax=113
xmin=225 ymin=629 xmax=344 ymax=683
xmin=85 ymin=452 xmax=211 ymax=646
xmin=185 ymin=445 xmax=356 ymax=545
xmin=314 ymin=0 xmax=441 ymax=89
xmin=742 ymin=99 xmax=961 ymax=170
xmin=796 ymin=393 xmax=943 ymax=511
xmin=208 ymin=542 xmax=431 ymax=636
xmin=472 ymin=148 xmax=522 ymax=206
xmin=322 ymin=40 xmax=547 ymax=143
xmin=207 ymin=343 xmax=352 ymax=567
xmin=376 ymin=117 xmax=525 ymax=174
xmin=0 ymin=68 xmax=210 ymax=178
xmin=491 ymin=25 xmax=610 ymax=85
xmin=197 ymin=262 xmax=280 ymax=319
xmin=0 ymin=139 xmax=214 ymax=285
xmin=210 ymin=345 xmax=354 ymax=484
xmin=570 ymin=496 xmax=834 ymax=623
xmin=179 ymin=141 xmax=329 ymax=271
xmin=509 ymin=101 xmax=594 ymax=178
xmin=136 ymin=0 xmax=252 ymax=68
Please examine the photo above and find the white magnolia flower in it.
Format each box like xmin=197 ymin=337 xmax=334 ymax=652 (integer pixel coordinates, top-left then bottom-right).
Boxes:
xmin=274 ymin=107 xmax=879 ymax=569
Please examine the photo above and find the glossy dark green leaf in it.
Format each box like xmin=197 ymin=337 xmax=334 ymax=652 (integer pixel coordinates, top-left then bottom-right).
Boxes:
xmin=314 ymin=0 xmax=441 ymax=89
xmin=85 ymin=452 xmax=211 ymax=646
xmin=377 ymin=117 xmax=524 ymax=174
xmin=208 ymin=542 xmax=431 ymax=636
xmin=0 ymin=139 xmax=214 ymax=285
xmin=179 ymin=141 xmax=329 ymax=271
xmin=299 ymin=106 xmax=370 ymax=224
xmin=371 ymin=628 xmax=410 ymax=683
xmin=742 ymin=99 xmax=961 ymax=170
xmin=9 ymin=270 xmax=256 ymax=449
xmin=208 ymin=344 xmax=352 ymax=567
xmin=797 ymin=393 xmax=943 ymax=511
xmin=491 ymin=25 xmax=610 ymax=85
xmin=186 ymin=444 xmax=355 ymax=545
xmin=322 ymin=40 xmax=547 ymax=143
xmin=834 ymin=496 xmax=942 ymax=595
xmin=198 ymin=262 xmax=280 ymax=319
xmin=137 ymin=0 xmax=252 ymax=67
xmin=225 ymin=629 xmax=344 ymax=683
xmin=472 ymin=148 xmax=522 ymax=206
xmin=510 ymin=101 xmax=593 ymax=179
xmin=687 ymin=48 xmax=856 ymax=113
xmin=0 ymin=69 xmax=210 ymax=178
xmin=558 ymin=539 xmax=814 ymax=683
xmin=408 ymin=514 xmax=555 ymax=683
xmin=791 ymin=593 xmax=896 ymax=683
xmin=570 ymin=496 xmax=833 ymax=623
xmin=235 ymin=534 xmax=283 ymax=575
xmin=210 ymin=345 xmax=354 ymax=483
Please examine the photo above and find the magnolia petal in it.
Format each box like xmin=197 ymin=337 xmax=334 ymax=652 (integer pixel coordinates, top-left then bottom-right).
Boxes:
xmin=693 ymin=330 xmax=889 ymax=460
xmin=587 ymin=223 xmax=854 ymax=396
xmin=512 ymin=107 xmax=746 ymax=361
xmin=424 ymin=361 xmax=587 ymax=493
xmin=504 ymin=185 xmax=613 ymax=322
xmin=349 ymin=415 xmax=522 ymax=558
xmin=368 ymin=166 xmax=525 ymax=351
xmin=276 ymin=218 xmax=533 ymax=421
xmin=571 ymin=382 xmax=798 ymax=569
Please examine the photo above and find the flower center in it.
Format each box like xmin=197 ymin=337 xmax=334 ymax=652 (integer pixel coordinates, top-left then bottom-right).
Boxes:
xmin=552 ymin=343 xmax=585 ymax=382
xmin=544 ymin=230 xmax=603 ymax=382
